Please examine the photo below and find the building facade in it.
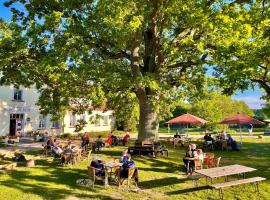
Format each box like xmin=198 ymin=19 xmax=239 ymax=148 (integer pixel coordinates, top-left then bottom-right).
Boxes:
xmin=0 ymin=86 xmax=115 ymax=136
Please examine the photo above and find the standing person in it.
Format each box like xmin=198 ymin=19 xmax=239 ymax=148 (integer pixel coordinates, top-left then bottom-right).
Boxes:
xmin=122 ymin=131 xmax=130 ymax=146
xmin=81 ymin=133 xmax=90 ymax=152
xmin=248 ymin=124 xmax=253 ymax=136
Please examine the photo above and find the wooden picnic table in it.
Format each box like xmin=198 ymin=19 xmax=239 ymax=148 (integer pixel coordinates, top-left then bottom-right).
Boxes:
xmin=195 ymin=164 xmax=256 ymax=181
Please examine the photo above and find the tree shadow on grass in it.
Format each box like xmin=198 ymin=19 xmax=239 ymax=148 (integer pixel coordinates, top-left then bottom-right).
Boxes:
xmin=165 ymin=185 xmax=210 ymax=195
xmin=139 ymin=177 xmax=188 ymax=189
xmin=0 ymin=163 xmax=94 ymax=199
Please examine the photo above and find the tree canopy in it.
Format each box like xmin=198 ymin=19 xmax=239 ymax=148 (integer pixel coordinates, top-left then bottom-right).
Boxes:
xmin=190 ymin=92 xmax=253 ymax=127
xmin=0 ymin=0 xmax=264 ymax=139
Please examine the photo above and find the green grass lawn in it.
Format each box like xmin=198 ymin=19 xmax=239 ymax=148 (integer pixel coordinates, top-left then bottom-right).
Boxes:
xmin=0 ymin=138 xmax=270 ymax=200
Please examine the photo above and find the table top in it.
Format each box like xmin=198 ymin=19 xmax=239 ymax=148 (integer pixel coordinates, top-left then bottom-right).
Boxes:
xmin=105 ymin=162 xmax=123 ymax=168
xmin=195 ymin=164 xmax=256 ymax=178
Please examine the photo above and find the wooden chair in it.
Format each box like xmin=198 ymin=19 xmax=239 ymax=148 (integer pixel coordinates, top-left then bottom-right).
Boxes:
xmin=43 ymin=145 xmax=52 ymax=156
xmin=87 ymin=149 xmax=92 ymax=162
xmin=194 ymin=159 xmax=203 ymax=170
xmin=205 ymin=153 xmax=215 ymax=168
xmin=221 ymin=140 xmax=228 ymax=151
xmin=119 ymin=167 xmax=138 ymax=191
xmin=87 ymin=166 xmax=106 ymax=188
xmin=214 ymin=157 xmax=222 ymax=167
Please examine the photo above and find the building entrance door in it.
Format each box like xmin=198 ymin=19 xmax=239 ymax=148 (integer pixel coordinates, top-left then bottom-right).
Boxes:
xmin=9 ymin=119 xmax=16 ymax=136
xmin=9 ymin=114 xmax=24 ymax=136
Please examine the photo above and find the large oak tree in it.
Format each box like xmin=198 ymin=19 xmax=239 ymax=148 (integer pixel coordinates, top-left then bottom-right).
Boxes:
xmin=0 ymin=0 xmax=256 ymax=139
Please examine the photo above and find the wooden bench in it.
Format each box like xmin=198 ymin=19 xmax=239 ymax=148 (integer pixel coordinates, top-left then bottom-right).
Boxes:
xmin=128 ymin=140 xmax=155 ymax=157
xmin=210 ymin=177 xmax=266 ymax=200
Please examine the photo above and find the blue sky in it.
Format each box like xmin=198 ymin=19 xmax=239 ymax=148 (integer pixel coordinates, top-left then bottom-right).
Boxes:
xmin=0 ymin=1 xmax=266 ymax=109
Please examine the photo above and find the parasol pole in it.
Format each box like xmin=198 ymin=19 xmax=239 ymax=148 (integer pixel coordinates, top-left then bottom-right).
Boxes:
xmin=167 ymin=123 xmax=170 ymax=134
xmin=239 ymin=124 xmax=243 ymax=144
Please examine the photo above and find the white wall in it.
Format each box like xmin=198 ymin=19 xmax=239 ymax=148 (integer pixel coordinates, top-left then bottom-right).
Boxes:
xmin=0 ymin=86 xmax=115 ymax=136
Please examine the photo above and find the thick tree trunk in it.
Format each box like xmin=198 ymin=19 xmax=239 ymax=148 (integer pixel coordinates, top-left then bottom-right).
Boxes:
xmin=137 ymin=91 xmax=159 ymax=141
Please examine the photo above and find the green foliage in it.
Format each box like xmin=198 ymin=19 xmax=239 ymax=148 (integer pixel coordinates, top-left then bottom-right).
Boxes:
xmin=212 ymin=1 xmax=270 ymax=99
xmin=0 ymin=0 xmax=263 ymax=138
xmin=191 ymin=92 xmax=253 ymax=127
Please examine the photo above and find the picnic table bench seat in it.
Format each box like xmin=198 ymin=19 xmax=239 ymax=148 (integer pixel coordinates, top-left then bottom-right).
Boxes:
xmin=210 ymin=176 xmax=265 ymax=200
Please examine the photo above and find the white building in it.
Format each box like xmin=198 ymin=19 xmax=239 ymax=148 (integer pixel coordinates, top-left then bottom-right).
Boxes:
xmin=0 ymin=86 xmax=115 ymax=136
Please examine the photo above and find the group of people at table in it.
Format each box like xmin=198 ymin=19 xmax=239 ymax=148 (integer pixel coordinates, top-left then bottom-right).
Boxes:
xmin=203 ymin=130 xmax=240 ymax=151
xmin=90 ymin=149 xmax=138 ymax=187
xmin=81 ymin=132 xmax=130 ymax=152
xmin=45 ymin=132 xmax=131 ymax=163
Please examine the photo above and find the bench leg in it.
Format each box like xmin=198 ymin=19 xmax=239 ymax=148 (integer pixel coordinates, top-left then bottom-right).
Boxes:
xmin=254 ymin=181 xmax=259 ymax=193
xmin=219 ymin=188 xmax=224 ymax=200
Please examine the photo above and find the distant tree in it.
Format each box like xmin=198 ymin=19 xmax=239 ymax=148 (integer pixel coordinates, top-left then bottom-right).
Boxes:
xmin=191 ymin=92 xmax=253 ymax=127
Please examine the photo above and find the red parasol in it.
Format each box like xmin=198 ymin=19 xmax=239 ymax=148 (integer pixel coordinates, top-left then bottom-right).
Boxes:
xmin=220 ymin=113 xmax=265 ymax=125
xmin=220 ymin=113 xmax=264 ymax=144
xmin=167 ymin=113 xmax=207 ymax=125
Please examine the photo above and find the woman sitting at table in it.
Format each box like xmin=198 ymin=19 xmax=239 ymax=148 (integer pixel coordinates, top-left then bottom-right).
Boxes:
xmin=90 ymin=156 xmax=105 ymax=177
xmin=119 ymin=155 xmax=138 ymax=187
xmin=197 ymin=149 xmax=204 ymax=162
xmin=183 ymin=144 xmax=198 ymax=175
xmin=81 ymin=133 xmax=90 ymax=152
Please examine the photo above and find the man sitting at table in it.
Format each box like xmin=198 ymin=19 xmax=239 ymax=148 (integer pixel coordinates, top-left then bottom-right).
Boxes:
xmin=183 ymin=144 xmax=198 ymax=175
xmin=90 ymin=156 xmax=105 ymax=177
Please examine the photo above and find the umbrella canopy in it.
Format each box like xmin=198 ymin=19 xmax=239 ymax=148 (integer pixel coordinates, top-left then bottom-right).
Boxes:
xmin=220 ymin=113 xmax=265 ymax=125
xmin=167 ymin=113 xmax=207 ymax=125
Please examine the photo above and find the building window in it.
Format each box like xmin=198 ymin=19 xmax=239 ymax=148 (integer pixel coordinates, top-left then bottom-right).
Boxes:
xmin=95 ymin=116 xmax=101 ymax=126
xmin=69 ymin=112 xmax=76 ymax=127
xmin=103 ymin=116 xmax=109 ymax=126
xmin=51 ymin=121 xmax=60 ymax=129
xmin=13 ymin=89 xmax=23 ymax=101
xmin=39 ymin=115 xmax=46 ymax=129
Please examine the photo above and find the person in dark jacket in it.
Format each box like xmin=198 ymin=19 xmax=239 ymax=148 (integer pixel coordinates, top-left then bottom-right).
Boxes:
xmin=90 ymin=157 xmax=105 ymax=177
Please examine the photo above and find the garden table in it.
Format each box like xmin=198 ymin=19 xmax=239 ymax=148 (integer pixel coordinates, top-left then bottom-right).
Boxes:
xmin=195 ymin=164 xmax=256 ymax=183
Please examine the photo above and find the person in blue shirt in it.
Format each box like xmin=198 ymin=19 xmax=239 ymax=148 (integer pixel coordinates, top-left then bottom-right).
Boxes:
xmin=119 ymin=149 xmax=129 ymax=164
xmin=119 ymin=154 xmax=138 ymax=186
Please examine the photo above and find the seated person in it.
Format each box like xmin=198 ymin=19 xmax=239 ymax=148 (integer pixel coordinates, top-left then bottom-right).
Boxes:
xmin=93 ymin=136 xmax=104 ymax=152
xmin=220 ymin=130 xmax=228 ymax=140
xmin=227 ymin=134 xmax=240 ymax=151
xmin=197 ymin=149 xmax=204 ymax=162
xmin=46 ymin=137 xmax=54 ymax=149
xmin=51 ymin=138 xmax=63 ymax=157
xmin=183 ymin=144 xmax=198 ymax=175
xmin=122 ymin=131 xmax=130 ymax=146
xmin=64 ymin=142 xmax=75 ymax=154
xmin=119 ymin=149 xmax=129 ymax=164
xmin=90 ymin=156 xmax=105 ymax=177
xmin=174 ymin=132 xmax=181 ymax=138
xmin=105 ymin=134 xmax=113 ymax=147
xmin=119 ymin=155 xmax=138 ymax=186
xmin=111 ymin=134 xmax=118 ymax=146
xmin=81 ymin=133 xmax=90 ymax=151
